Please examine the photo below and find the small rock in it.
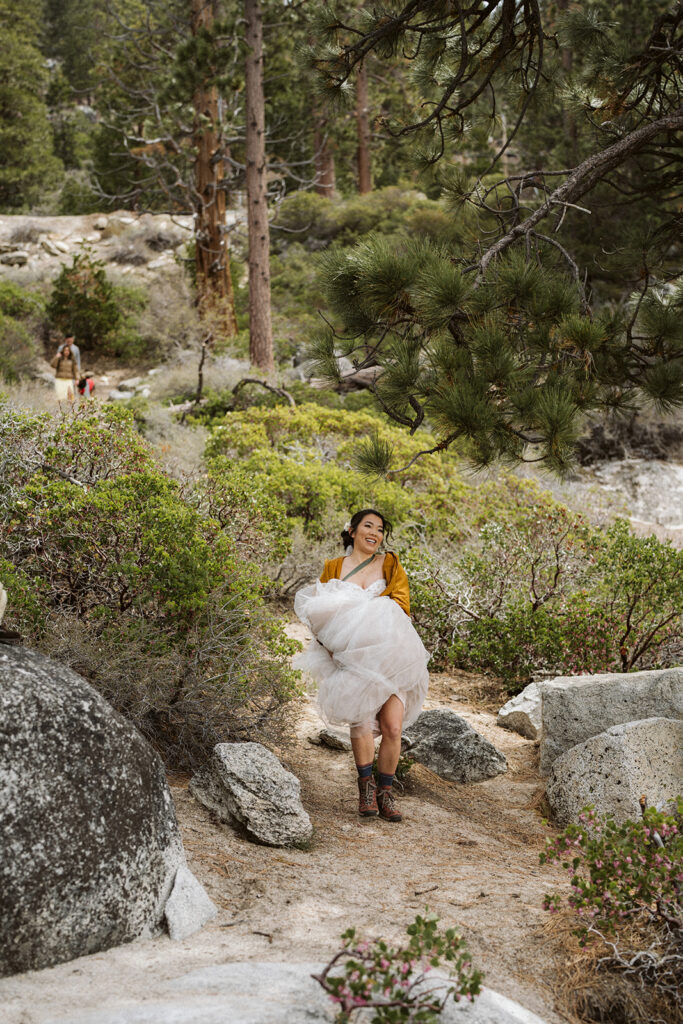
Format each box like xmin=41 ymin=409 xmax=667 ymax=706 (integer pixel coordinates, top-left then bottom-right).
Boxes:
xmin=148 ymin=256 xmax=172 ymax=270
xmin=147 ymin=367 xmax=164 ymax=376
xmin=138 ymin=386 xmax=151 ymax=398
xmin=118 ymin=216 xmax=136 ymax=224
xmin=497 ymin=682 xmax=542 ymax=740
xmin=164 ymin=866 xmax=217 ymax=941
xmin=41 ymin=238 xmax=62 ymax=256
xmin=54 ymin=240 xmax=70 ymax=253
xmin=0 ymin=250 xmax=29 ymax=266
xmin=107 ymin=389 xmax=130 ymax=402
xmin=84 ymin=233 xmax=100 ymax=243
xmin=190 ymin=742 xmax=313 ymax=848
xmin=118 ymin=376 xmax=144 ymax=391
xmin=546 ymin=717 xmax=683 ymax=826
xmin=94 ymin=216 xmax=108 ymax=230
xmin=68 ymin=235 xmax=84 ymax=244
xmin=318 ymin=727 xmax=352 ymax=751
xmin=404 ymin=709 xmax=507 ymax=783
xmin=0 ymin=583 xmax=6 ymax=624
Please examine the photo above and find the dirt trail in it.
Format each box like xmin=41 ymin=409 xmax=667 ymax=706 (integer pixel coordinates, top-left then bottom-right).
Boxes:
xmin=1 ymin=628 xmax=575 ymax=1024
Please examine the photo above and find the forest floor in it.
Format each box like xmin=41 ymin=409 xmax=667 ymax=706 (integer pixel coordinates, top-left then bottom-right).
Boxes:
xmin=2 ymin=622 xmax=578 ymax=1024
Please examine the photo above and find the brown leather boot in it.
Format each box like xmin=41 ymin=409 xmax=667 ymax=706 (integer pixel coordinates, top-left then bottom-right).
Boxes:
xmin=358 ymin=776 xmax=379 ymax=817
xmin=377 ymin=786 xmax=402 ymax=822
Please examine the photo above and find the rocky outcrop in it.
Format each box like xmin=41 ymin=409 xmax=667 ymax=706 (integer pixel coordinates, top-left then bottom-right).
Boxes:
xmin=45 ymin=962 xmax=550 ymax=1024
xmin=189 ymin=742 xmax=313 ymax=847
xmin=404 ymin=710 xmax=507 ymax=783
xmin=497 ymin=682 xmax=542 ymax=740
xmin=546 ymin=717 xmax=683 ymax=826
xmin=0 ymin=646 xmax=195 ymax=976
xmin=539 ymin=667 xmax=683 ymax=775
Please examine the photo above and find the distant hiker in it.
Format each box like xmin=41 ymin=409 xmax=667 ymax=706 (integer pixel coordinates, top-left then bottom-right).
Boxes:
xmin=77 ymin=374 xmax=95 ymax=398
xmin=293 ymin=509 xmax=430 ymax=824
xmin=51 ymin=342 xmax=77 ymax=401
xmin=57 ymin=336 xmax=81 ymax=373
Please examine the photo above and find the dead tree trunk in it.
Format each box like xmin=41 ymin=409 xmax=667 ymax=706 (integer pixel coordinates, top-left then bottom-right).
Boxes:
xmin=356 ymin=60 xmax=372 ymax=194
xmin=245 ymin=0 xmax=274 ymax=371
xmin=192 ymin=0 xmax=238 ymax=337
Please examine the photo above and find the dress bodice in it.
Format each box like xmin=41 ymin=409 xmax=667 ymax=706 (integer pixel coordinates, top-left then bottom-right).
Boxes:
xmin=340 ymin=577 xmax=386 ymax=597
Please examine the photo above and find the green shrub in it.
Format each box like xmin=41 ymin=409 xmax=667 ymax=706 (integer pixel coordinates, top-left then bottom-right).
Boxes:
xmin=204 ymin=403 xmax=466 ymax=542
xmin=46 ymin=250 xmax=122 ymax=351
xmin=540 ymin=802 xmax=682 ymax=1022
xmin=314 ymin=912 xmax=482 ymax=1022
xmin=406 ymin=498 xmax=682 ymax=688
xmin=0 ymin=401 xmax=301 ymax=765
xmin=0 ymin=313 xmax=37 ymax=382
xmin=0 ymin=280 xmax=44 ymax=319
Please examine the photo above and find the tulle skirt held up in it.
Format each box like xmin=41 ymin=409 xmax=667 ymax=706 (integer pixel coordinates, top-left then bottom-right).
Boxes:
xmin=293 ymin=578 xmax=430 ymax=733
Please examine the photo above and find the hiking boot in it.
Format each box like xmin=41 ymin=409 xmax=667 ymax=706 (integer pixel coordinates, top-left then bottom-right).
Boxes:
xmin=358 ymin=776 xmax=379 ymax=817
xmin=377 ymin=787 xmax=402 ymax=822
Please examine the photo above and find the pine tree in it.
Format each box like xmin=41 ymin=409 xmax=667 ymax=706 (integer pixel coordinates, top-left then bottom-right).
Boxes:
xmin=308 ymin=1 xmax=683 ymax=474
xmin=0 ymin=0 xmax=62 ymax=209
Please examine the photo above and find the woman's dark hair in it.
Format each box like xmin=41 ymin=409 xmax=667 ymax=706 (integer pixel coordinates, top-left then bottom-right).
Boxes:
xmin=341 ymin=508 xmax=393 ymax=550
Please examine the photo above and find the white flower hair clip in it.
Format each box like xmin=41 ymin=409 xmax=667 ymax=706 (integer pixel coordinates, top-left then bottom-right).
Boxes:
xmin=343 ymin=521 xmax=351 ymax=532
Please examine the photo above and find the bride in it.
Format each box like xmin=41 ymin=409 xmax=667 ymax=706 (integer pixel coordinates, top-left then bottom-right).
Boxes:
xmin=294 ymin=509 xmax=429 ymax=823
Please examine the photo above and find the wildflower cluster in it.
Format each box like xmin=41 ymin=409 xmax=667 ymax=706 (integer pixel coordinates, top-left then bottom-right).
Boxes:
xmin=313 ymin=912 xmax=482 ymax=1023
xmin=540 ymin=800 xmax=683 ymax=942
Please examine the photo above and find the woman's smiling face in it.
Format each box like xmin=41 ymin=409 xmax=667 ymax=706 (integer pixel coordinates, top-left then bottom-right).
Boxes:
xmin=351 ymin=514 xmax=384 ymax=555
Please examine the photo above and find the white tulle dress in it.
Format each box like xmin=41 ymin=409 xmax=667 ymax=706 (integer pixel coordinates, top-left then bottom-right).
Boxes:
xmin=293 ymin=576 xmax=430 ymax=736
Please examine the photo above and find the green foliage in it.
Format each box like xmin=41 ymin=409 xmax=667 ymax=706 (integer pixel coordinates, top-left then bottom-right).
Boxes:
xmin=0 ymin=282 xmax=44 ymax=381
xmin=0 ymin=401 xmax=301 ymax=765
xmin=272 ymin=188 xmax=470 ymax=254
xmin=46 ymin=251 xmax=122 ymax=351
xmin=540 ymin=801 xmax=683 ymax=1014
xmin=204 ymin=403 xmax=465 ymax=542
xmin=541 ymin=802 xmax=683 ymax=939
xmin=314 ymin=912 xmax=482 ymax=1022
xmin=405 ymin=492 xmax=682 ymax=689
xmin=0 ymin=0 xmax=63 ymax=209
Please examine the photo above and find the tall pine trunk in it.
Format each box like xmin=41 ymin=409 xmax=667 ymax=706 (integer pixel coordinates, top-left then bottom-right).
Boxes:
xmin=313 ymin=108 xmax=336 ymax=197
xmin=245 ymin=0 xmax=274 ymax=371
xmin=356 ymin=61 xmax=372 ymax=194
xmin=192 ymin=0 xmax=238 ymax=337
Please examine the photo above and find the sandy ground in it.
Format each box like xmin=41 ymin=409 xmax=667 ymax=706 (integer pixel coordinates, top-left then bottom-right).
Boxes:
xmin=1 ymin=623 xmax=578 ymax=1024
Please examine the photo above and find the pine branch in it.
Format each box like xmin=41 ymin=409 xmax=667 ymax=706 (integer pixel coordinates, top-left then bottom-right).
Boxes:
xmin=477 ymin=108 xmax=683 ymax=281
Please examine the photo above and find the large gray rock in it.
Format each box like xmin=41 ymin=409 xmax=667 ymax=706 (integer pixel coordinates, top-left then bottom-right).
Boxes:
xmin=0 ymin=646 xmax=186 ymax=976
xmin=404 ymin=710 xmax=507 ymax=783
xmin=190 ymin=742 xmax=313 ymax=847
xmin=497 ymin=682 xmax=542 ymax=740
xmin=546 ymin=717 xmax=683 ymax=826
xmin=539 ymin=667 xmax=683 ymax=775
xmin=42 ymin=962 xmax=551 ymax=1024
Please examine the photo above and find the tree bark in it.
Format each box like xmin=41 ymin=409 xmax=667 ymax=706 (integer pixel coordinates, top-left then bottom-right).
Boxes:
xmin=245 ymin=0 xmax=274 ymax=371
xmin=192 ymin=0 xmax=238 ymax=337
xmin=313 ymin=108 xmax=336 ymax=197
xmin=356 ymin=60 xmax=372 ymax=194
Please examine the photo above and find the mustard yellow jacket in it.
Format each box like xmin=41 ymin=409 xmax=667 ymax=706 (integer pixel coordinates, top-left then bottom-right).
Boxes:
xmin=319 ymin=551 xmax=411 ymax=616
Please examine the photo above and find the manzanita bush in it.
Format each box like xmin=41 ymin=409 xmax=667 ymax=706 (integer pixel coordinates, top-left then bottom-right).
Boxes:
xmin=312 ymin=912 xmax=482 ymax=1023
xmin=540 ymin=800 xmax=683 ymax=941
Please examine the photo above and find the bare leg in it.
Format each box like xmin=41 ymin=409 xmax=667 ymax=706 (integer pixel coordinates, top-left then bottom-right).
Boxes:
xmin=351 ymin=732 xmax=375 ymax=769
xmin=377 ymin=695 xmax=404 ymax=775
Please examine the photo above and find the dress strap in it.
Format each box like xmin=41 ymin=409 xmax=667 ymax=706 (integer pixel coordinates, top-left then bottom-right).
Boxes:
xmin=341 ymin=554 xmax=376 ymax=581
